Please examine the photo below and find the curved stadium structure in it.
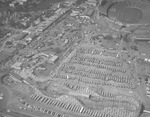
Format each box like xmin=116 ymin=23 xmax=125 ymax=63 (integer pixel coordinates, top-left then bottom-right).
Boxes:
xmin=99 ymin=0 xmax=150 ymax=25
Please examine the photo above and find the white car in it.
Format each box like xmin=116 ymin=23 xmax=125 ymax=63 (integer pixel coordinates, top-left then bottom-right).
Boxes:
xmin=147 ymin=95 xmax=150 ymax=98
xmin=146 ymin=87 xmax=150 ymax=91
xmin=0 ymin=93 xmax=3 ymax=100
xmin=147 ymin=90 xmax=150 ymax=95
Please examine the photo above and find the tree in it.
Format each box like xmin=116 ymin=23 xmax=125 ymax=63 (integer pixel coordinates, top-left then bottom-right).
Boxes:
xmin=138 ymin=103 xmax=145 ymax=117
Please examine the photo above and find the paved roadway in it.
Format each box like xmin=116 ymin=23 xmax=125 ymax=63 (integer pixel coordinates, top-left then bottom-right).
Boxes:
xmin=0 ymin=85 xmax=11 ymax=111
xmin=135 ymin=84 xmax=150 ymax=112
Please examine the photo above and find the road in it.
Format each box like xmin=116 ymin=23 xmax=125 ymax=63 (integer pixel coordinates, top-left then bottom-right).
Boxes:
xmin=0 ymin=85 xmax=11 ymax=111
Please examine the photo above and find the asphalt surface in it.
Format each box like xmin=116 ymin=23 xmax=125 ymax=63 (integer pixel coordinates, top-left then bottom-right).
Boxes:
xmin=0 ymin=85 xmax=10 ymax=111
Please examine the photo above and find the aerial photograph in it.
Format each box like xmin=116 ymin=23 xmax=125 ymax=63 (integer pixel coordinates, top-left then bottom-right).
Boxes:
xmin=0 ymin=0 xmax=150 ymax=117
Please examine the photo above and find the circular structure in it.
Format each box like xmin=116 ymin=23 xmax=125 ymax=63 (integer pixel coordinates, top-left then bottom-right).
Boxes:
xmin=107 ymin=0 xmax=150 ymax=24
xmin=117 ymin=7 xmax=143 ymax=24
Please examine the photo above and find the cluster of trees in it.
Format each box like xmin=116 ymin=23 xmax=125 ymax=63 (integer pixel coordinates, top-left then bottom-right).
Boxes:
xmin=12 ymin=0 xmax=40 ymax=12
